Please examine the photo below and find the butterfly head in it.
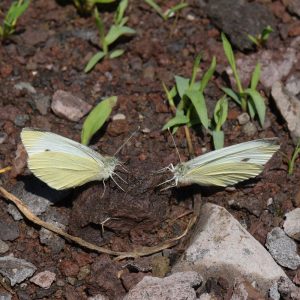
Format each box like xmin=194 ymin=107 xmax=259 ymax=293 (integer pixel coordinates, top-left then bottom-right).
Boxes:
xmin=104 ymin=156 xmax=120 ymax=177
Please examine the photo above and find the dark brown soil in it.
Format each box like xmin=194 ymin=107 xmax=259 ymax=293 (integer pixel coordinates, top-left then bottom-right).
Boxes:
xmin=0 ymin=0 xmax=300 ymax=299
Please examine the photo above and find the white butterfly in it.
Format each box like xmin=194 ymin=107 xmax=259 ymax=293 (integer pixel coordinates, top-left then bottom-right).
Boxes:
xmin=21 ymin=128 xmax=125 ymax=190
xmin=159 ymin=138 xmax=280 ymax=189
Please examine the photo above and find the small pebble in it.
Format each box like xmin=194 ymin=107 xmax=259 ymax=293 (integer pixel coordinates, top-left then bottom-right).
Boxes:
xmin=237 ymin=112 xmax=250 ymax=125
xmin=141 ymin=128 xmax=150 ymax=133
xmin=242 ymin=122 xmax=257 ymax=137
xmin=30 ymin=270 xmax=56 ymax=289
xmin=67 ymin=277 xmax=76 ymax=285
xmin=0 ymin=132 xmax=8 ymax=144
xmin=77 ymin=265 xmax=90 ymax=280
xmin=112 ymin=113 xmax=126 ymax=121
xmin=14 ymin=114 xmax=30 ymax=127
xmin=0 ymin=240 xmax=9 ymax=254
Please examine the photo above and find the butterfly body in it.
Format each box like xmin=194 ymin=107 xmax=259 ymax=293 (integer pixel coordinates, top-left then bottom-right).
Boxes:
xmin=162 ymin=138 xmax=280 ymax=189
xmin=21 ymin=128 xmax=120 ymax=190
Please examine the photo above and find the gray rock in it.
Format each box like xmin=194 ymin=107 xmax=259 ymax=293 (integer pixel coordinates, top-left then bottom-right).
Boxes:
xmin=206 ymin=0 xmax=276 ymax=51
xmin=287 ymin=0 xmax=300 ymax=18
xmin=87 ymin=294 xmax=110 ymax=300
xmin=242 ymin=122 xmax=257 ymax=137
xmin=266 ymin=227 xmax=300 ymax=270
xmin=14 ymin=82 xmax=36 ymax=94
xmin=0 ymin=256 xmax=36 ymax=286
xmin=7 ymin=180 xmax=68 ymax=221
xmin=283 ymin=208 xmax=300 ymax=241
xmin=0 ymin=292 xmax=12 ymax=300
xmin=0 ymin=132 xmax=8 ymax=144
xmin=285 ymin=73 xmax=300 ymax=96
xmin=14 ymin=114 xmax=30 ymax=127
xmin=34 ymin=94 xmax=50 ymax=115
xmin=271 ymin=81 xmax=300 ymax=144
xmin=30 ymin=270 xmax=56 ymax=289
xmin=124 ymin=271 xmax=202 ymax=300
xmin=0 ymin=240 xmax=9 ymax=254
xmin=0 ymin=221 xmax=19 ymax=241
xmin=276 ymin=276 xmax=300 ymax=299
xmin=237 ymin=112 xmax=250 ymax=125
xmin=199 ymin=293 xmax=217 ymax=300
xmin=172 ymin=203 xmax=287 ymax=294
xmin=51 ymin=90 xmax=92 ymax=122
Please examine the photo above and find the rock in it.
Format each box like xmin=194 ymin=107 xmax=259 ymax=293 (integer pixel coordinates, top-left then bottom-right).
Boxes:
xmin=14 ymin=114 xmax=30 ymax=127
xmin=87 ymin=295 xmax=110 ymax=300
xmin=231 ymin=280 xmax=265 ymax=299
xmin=271 ymin=81 xmax=300 ymax=144
xmin=242 ymin=122 xmax=257 ymax=137
xmin=283 ymin=208 xmax=300 ymax=241
xmin=7 ymin=180 xmax=66 ymax=221
xmin=30 ymin=270 xmax=56 ymax=289
xmin=0 ymin=292 xmax=12 ymax=300
xmin=51 ymin=90 xmax=92 ymax=122
xmin=0 ymin=256 xmax=37 ymax=286
xmin=287 ymin=0 xmax=300 ymax=18
xmin=234 ymin=48 xmax=296 ymax=89
xmin=14 ymin=82 xmax=36 ymax=94
xmin=112 ymin=113 xmax=126 ymax=121
xmin=285 ymin=72 xmax=300 ymax=97
xmin=237 ymin=112 xmax=250 ymax=125
xmin=107 ymin=119 xmax=129 ymax=136
xmin=124 ymin=272 xmax=202 ymax=300
xmin=266 ymin=227 xmax=300 ymax=270
xmin=77 ymin=265 xmax=90 ymax=280
xmin=59 ymin=260 xmax=80 ymax=277
xmin=0 ymin=132 xmax=8 ymax=144
xmin=199 ymin=293 xmax=218 ymax=300
xmin=172 ymin=203 xmax=287 ymax=294
xmin=33 ymin=94 xmax=50 ymax=115
xmin=276 ymin=276 xmax=300 ymax=299
xmin=0 ymin=220 xmax=19 ymax=241
xmin=0 ymin=240 xmax=9 ymax=254
xmin=206 ymin=0 xmax=276 ymax=51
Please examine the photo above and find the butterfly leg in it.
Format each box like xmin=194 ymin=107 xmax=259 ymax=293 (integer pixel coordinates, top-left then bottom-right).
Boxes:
xmin=110 ymin=175 xmax=125 ymax=192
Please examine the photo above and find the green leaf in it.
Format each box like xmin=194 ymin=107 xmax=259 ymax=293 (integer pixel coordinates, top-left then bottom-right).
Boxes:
xmin=221 ymin=33 xmax=236 ymax=74
xmin=261 ymin=25 xmax=273 ymax=41
xmin=248 ymin=98 xmax=256 ymax=119
xmin=105 ymin=25 xmax=135 ymax=46
xmin=221 ymin=87 xmax=241 ymax=105
xmin=162 ymin=82 xmax=175 ymax=109
xmin=250 ymin=63 xmax=261 ymax=90
xmin=185 ymin=90 xmax=209 ymax=129
xmin=165 ymin=2 xmax=188 ymax=18
xmin=94 ymin=0 xmax=115 ymax=3
xmin=114 ymin=0 xmax=128 ymax=25
xmin=109 ymin=49 xmax=125 ymax=59
xmin=84 ymin=51 xmax=105 ymax=73
xmin=200 ymin=56 xmax=216 ymax=93
xmin=212 ymin=131 xmax=224 ymax=149
xmin=162 ymin=113 xmax=189 ymax=130
xmin=190 ymin=53 xmax=202 ymax=88
xmin=81 ymin=96 xmax=117 ymax=145
xmin=144 ymin=0 xmax=164 ymax=19
xmin=244 ymin=88 xmax=266 ymax=126
xmin=247 ymin=34 xmax=259 ymax=47
xmin=94 ymin=8 xmax=105 ymax=44
xmin=175 ymin=75 xmax=190 ymax=98
xmin=214 ymin=96 xmax=228 ymax=131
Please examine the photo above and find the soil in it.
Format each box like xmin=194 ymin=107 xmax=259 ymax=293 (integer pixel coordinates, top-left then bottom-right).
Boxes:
xmin=0 ymin=0 xmax=300 ymax=299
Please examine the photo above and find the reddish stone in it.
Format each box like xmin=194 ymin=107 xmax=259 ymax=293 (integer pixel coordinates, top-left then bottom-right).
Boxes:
xmin=59 ymin=259 xmax=80 ymax=277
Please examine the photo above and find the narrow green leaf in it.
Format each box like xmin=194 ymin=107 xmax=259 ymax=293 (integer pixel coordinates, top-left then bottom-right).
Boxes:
xmin=250 ymin=63 xmax=261 ymax=90
xmin=162 ymin=82 xmax=175 ymax=109
xmin=94 ymin=8 xmax=105 ymax=43
xmin=185 ymin=90 xmax=209 ymax=129
xmin=221 ymin=33 xmax=236 ymax=73
xmin=190 ymin=53 xmax=202 ymax=88
xmin=109 ymin=49 xmax=125 ymax=59
xmin=114 ymin=0 xmax=128 ymax=25
xmin=105 ymin=25 xmax=135 ymax=46
xmin=248 ymin=98 xmax=256 ymax=119
xmin=162 ymin=114 xmax=189 ymax=130
xmin=144 ymin=0 xmax=164 ymax=19
xmin=212 ymin=131 xmax=224 ymax=149
xmin=166 ymin=2 xmax=188 ymax=18
xmin=247 ymin=34 xmax=259 ymax=47
xmin=84 ymin=51 xmax=105 ymax=73
xmin=94 ymin=0 xmax=115 ymax=3
xmin=200 ymin=56 xmax=216 ymax=93
xmin=221 ymin=87 xmax=241 ymax=105
xmin=81 ymin=96 xmax=117 ymax=145
xmin=214 ymin=96 xmax=228 ymax=131
xmin=244 ymin=88 xmax=266 ymax=126
xmin=175 ymin=75 xmax=189 ymax=98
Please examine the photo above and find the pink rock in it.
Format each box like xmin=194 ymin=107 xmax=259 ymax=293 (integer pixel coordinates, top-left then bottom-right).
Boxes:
xmin=30 ymin=270 xmax=56 ymax=289
xmin=51 ymin=90 xmax=92 ymax=122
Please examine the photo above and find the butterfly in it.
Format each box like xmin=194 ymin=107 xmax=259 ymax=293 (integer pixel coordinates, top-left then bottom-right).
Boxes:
xmin=21 ymin=128 xmax=125 ymax=190
xmin=159 ymin=138 xmax=280 ymax=189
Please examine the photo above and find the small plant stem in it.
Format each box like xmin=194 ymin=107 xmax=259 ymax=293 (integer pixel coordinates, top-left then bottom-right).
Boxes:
xmin=184 ymin=126 xmax=194 ymax=158
xmin=288 ymin=142 xmax=300 ymax=175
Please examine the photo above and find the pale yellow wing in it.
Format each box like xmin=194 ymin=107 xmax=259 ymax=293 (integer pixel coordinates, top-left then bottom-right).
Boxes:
xmin=28 ymin=152 xmax=104 ymax=190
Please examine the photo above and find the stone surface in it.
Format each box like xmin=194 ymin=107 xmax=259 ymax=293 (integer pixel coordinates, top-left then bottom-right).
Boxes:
xmin=172 ymin=203 xmax=287 ymax=294
xmin=14 ymin=82 xmax=36 ymax=94
xmin=51 ymin=90 xmax=92 ymax=122
xmin=231 ymin=280 xmax=265 ymax=299
xmin=0 ymin=239 xmax=9 ymax=254
xmin=283 ymin=208 xmax=300 ymax=241
xmin=0 ymin=220 xmax=19 ymax=241
xmin=0 ymin=292 xmax=12 ymax=300
xmin=124 ymin=271 xmax=202 ymax=300
xmin=205 ymin=0 xmax=276 ymax=51
xmin=0 ymin=256 xmax=37 ymax=286
xmin=30 ymin=270 xmax=56 ymax=289
xmin=287 ymin=0 xmax=300 ymax=17
xmin=34 ymin=94 xmax=50 ymax=115
xmin=285 ymin=73 xmax=300 ymax=96
xmin=271 ymin=81 xmax=300 ymax=144
xmin=266 ymin=227 xmax=300 ymax=270
xmin=237 ymin=112 xmax=250 ymax=125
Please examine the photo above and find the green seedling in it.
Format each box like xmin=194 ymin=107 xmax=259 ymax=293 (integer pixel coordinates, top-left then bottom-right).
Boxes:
xmin=221 ymin=33 xmax=266 ymax=127
xmin=84 ymin=0 xmax=135 ymax=73
xmin=81 ymin=96 xmax=117 ymax=145
xmin=0 ymin=0 xmax=30 ymax=40
xmin=248 ymin=25 xmax=273 ymax=48
xmin=284 ymin=140 xmax=300 ymax=175
xmin=162 ymin=54 xmax=228 ymax=151
xmin=144 ymin=0 xmax=188 ymax=21
xmin=73 ymin=0 xmax=115 ymax=15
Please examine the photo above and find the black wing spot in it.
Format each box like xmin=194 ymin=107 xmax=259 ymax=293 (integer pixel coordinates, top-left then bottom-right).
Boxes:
xmin=242 ymin=158 xmax=250 ymax=162
xmin=45 ymin=149 xmax=50 ymax=152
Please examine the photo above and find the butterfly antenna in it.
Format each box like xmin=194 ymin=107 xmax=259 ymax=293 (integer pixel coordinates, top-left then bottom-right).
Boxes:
xmin=114 ymin=127 xmax=140 ymax=156
xmin=168 ymin=129 xmax=182 ymax=163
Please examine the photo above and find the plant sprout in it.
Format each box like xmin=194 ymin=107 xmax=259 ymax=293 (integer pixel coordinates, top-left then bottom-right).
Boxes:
xmin=81 ymin=96 xmax=117 ymax=145
xmin=248 ymin=25 xmax=273 ymax=48
xmin=221 ymin=33 xmax=266 ymax=127
xmin=144 ymin=0 xmax=188 ymax=21
xmin=73 ymin=0 xmax=115 ymax=15
xmin=163 ymin=54 xmax=228 ymax=151
xmin=285 ymin=140 xmax=300 ymax=175
xmin=84 ymin=0 xmax=135 ymax=73
xmin=0 ymin=0 xmax=30 ymax=40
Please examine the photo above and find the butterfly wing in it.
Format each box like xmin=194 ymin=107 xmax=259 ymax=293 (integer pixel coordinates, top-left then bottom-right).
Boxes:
xmin=175 ymin=139 xmax=279 ymax=187
xmin=21 ymin=128 xmax=115 ymax=190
